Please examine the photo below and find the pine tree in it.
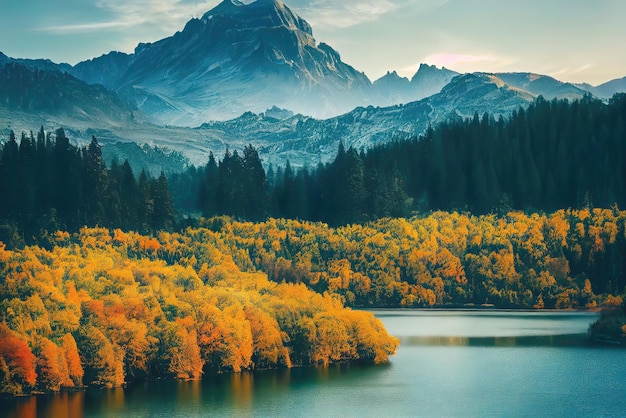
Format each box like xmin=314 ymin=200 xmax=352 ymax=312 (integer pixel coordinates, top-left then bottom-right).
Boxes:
xmin=242 ymin=145 xmax=269 ymax=221
xmin=200 ymin=152 xmax=219 ymax=217
xmin=83 ymin=136 xmax=108 ymax=226
xmin=151 ymin=172 xmax=175 ymax=231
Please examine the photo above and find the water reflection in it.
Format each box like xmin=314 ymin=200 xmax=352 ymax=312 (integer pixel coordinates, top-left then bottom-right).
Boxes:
xmin=3 ymin=310 xmax=618 ymax=418
xmin=375 ymin=310 xmax=599 ymax=338
xmin=175 ymin=380 xmax=201 ymax=411
xmin=103 ymin=387 xmax=124 ymax=412
xmin=401 ymin=333 xmax=591 ymax=347
xmin=230 ymin=372 xmax=254 ymax=415
xmin=3 ymin=390 xmax=86 ymax=418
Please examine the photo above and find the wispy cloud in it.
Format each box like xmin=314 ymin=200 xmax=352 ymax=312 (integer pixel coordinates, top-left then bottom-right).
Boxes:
xmin=546 ymin=64 xmax=596 ymax=83
xmin=37 ymin=0 xmax=445 ymax=34
xmin=291 ymin=0 xmax=399 ymax=29
xmin=37 ymin=0 xmax=222 ymax=34
xmin=553 ymin=64 xmax=594 ymax=76
xmin=289 ymin=0 xmax=449 ymax=29
xmin=39 ymin=20 xmax=137 ymax=34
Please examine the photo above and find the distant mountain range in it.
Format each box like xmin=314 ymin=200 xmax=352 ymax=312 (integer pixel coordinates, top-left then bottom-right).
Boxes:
xmin=575 ymin=76 xmax=626 ymax=99
xmin=1 ymin=0 xmax=626 ymax=171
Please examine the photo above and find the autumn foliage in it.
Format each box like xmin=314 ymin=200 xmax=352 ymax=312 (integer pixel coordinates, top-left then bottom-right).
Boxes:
xmin=0 ymin=227 xmax=398 ymax=395
xmin=194 ymin=209 xmax=625 ymax=309
xmin=2 ymin=207 xmax=625 ymax=395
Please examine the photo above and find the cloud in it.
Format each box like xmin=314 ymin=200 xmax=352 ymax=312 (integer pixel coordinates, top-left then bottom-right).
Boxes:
xmin=37 ymin=0 xmax=222 ymax=34
xmin=289 ymin=0 xmax=450 ymax=29
xmin=545 ymin=64 xmax=593 ymax=77
xmin=290 ymin=0 xmax=399 ymax=29
xmin=38 ymin=20 xmax=137 ymax=33
xmin=37 ymin=0 xmax=446 ymax=34
xmin=38 ymin=0 xmax=402 ymax=34
xmin=545 ymin=64 xmax=596 ymax=83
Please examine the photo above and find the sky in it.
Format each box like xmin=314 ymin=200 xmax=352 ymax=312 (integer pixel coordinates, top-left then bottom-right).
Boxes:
xmin=0 ymin=0 xmax=624 ymax=85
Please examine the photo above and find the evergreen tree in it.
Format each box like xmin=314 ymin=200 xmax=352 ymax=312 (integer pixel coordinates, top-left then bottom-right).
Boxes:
xmin=200 ymin=152 xmax=218 ymax=217
xmin=0 ymin=130 xmax=19 ymax=219
xmin=152 ymin=171 xmax=175 ymax=231
xmin=83 ymin=136 xmax=108 ymax=226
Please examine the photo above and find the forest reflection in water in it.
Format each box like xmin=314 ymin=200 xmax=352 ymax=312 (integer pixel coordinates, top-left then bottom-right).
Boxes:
xmin=5 ymin=310 xmax=626 ymax=418
xmin=401 ymin=333 xmax=591 ymax=347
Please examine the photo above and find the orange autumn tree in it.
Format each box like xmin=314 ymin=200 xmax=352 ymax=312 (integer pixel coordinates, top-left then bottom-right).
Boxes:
xmin=35 ymin=337 xmax=72 ymax=392
xmin=0 ymin=323 xmax=37 ymax=394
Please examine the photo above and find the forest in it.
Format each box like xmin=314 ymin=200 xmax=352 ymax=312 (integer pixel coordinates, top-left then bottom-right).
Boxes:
xmin=0 ymin=127 xmax=174 ymax=246
xmin=0 ymin=227 xmax=398 ymax=395
xmin=194 ymin=210 xmax=625 ymax=309
xmin=170 ymin=93 xmax=626 ymax=224
xmin=1 ymin=94 xmax=626 ymax=395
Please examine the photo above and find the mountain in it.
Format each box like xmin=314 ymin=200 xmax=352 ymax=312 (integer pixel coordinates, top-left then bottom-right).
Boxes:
xmin=0 ymin=51 xmax=72 ymax=74
xmin=372 ymin=64 xmax=459 ymax=106
xmin=1 ymin=63 xmax=593 ymax=171
xmin=494 ymin=72 xmax=587 ymax=100
xmin=193 ymin=72 xmax=591 ymax=167
xmin=251 ymin=72 xmax=538 ymax=166
xmin=0 ymin=61 xmax=134 ymax=125
xmin=373 ymin=71 xmax=411 ymax=105
xmin=0 ymin=0 xmax=611 ymax=172
xmin=576 ymin=76 xmax=626 ymax=99
xmin=70 ymin=51 xmax=133 ymax=88
xmin=69 ymin=0 xmax=372 ymax=125
xmin=88 ymin=72 xmax=541 ymax=168
xmin=0 ymin=61 xmax=186 ymax=176
xmin=595 ymin=76 xmax=626 ymax=98
xmin=411 ymin=64 xmax=459 ymax=100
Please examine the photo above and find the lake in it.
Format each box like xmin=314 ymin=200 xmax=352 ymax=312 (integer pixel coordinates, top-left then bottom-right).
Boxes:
xmin=4 ymin=310 xmax=626 ymax=417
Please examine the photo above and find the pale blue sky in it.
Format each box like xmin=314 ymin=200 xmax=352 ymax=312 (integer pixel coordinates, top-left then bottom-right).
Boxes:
xmin=0 ymin=0 xmax=624 ymax=85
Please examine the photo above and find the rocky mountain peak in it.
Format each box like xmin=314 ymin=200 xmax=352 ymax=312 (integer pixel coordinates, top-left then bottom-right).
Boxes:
xmin=202 ymin=0 xmax=312 ymax=36
xmin=65 ymin=0 xmax=370 ymax=124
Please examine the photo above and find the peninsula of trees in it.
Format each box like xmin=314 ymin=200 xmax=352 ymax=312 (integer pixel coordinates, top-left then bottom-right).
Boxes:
xmin=0 ymin=227 xmax=398 ymax=395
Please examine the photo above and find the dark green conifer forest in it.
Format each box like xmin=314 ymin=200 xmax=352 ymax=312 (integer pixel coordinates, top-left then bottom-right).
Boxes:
xmin=168 ymin=94 xmax=626 ymax=225
xmin=0 ymin=128 xmax=174 ymax=246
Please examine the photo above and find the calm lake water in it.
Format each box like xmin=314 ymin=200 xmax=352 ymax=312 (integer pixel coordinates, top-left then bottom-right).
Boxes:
xmin=4 ymin=310 xmax=626 ymax=417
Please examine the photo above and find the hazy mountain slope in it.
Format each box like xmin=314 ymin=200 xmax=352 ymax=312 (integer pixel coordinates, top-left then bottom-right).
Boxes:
xmin=411 ymin=64 xmax=460 ymax=100
xmin=0 ymin=70 xmax=557 ymax=170
xmin=494 ymin=72 xmax=587 ymax=100
xmin=193 ymin=73 xmax=539 ymax=167
xmin=372 ymin=64 xmax=459 ymax=107
xmin=373 ymin=71 xmax=411 ymax=105
xmin=577 ymin=76 xmax=626 ymax=99
xmin=0 ymin=51 xmax=72 ymax=74
xmin=0 ymin=62 xmax=134 ymax=125
xmin=70 ymin=51 xmax=133 ymax=89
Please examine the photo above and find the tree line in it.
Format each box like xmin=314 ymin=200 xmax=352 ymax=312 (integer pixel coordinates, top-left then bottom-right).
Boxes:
xmin=170 ymin=93 xmax=626 ymax=225
xmin=0 ymin=127 xmax=174 ymax=246
xmin=193 ymin=210 xmax=625 ymax=309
